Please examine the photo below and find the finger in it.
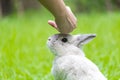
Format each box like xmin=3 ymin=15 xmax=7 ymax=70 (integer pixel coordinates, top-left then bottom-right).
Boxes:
xmin=66 ymin=6 xmax=71 ymax=12
xmin=66 ymin=6 xmax=77 ymax=22
xmin=66 ymin=6 xmax=77 ymax=28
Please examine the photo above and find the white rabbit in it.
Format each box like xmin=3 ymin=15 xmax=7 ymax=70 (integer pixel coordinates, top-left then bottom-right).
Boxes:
xmin=47 ymin=34 xmax=107 ymax=80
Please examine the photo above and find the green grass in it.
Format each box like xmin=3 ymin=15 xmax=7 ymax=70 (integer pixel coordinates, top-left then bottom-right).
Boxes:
xmin=0 ymin=10 xmax=120 ymax=80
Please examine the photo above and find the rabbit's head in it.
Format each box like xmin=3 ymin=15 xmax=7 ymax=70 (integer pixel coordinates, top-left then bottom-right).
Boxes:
xmin=47 ymin=34 xmax=96 ymax=56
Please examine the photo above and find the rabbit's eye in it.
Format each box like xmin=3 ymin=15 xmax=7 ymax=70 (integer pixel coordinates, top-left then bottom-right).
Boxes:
xmin=61 ymin=38 xmax=68 ymax=43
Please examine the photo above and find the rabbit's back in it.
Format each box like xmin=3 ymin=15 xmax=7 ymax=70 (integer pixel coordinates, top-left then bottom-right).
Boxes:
xmin=52 ymin=55 xmax=107 ymax=80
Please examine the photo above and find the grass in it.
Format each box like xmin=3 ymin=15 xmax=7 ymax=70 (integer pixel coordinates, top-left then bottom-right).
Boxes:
xmin=0 ymin=10 xmax=120 ymax=80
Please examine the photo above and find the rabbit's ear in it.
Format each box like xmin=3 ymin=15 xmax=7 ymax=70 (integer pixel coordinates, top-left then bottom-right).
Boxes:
xmin=74 ymin=34 xmax=96 ymax=47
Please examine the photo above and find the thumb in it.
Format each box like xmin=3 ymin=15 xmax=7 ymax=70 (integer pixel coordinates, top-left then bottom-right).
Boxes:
xmin=48 ymin=20 xmax=59 ymax=30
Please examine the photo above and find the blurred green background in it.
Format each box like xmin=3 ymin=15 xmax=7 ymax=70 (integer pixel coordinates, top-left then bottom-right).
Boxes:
xmin=0 ymin=0 xmax=120 ymax=80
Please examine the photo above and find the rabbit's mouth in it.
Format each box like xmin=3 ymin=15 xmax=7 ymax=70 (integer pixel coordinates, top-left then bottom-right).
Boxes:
xmin=47 ymin=43 xmax=57 ymax=55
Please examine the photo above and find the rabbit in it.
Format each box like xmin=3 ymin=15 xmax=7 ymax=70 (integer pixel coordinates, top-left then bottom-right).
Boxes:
xmin=47 ymin=34 xmax=107 ymax=80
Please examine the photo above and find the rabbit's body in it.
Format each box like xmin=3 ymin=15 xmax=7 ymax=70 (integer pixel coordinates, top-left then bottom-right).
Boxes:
xmin=52 ymin=55 xmax=106 ymax=80
xmin=47 ymin=34 xmax=107 ymax=80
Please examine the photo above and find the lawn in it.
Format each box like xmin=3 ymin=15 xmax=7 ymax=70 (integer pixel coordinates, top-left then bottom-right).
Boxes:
xmin=0 ymin=10 xmax=120 ymax=80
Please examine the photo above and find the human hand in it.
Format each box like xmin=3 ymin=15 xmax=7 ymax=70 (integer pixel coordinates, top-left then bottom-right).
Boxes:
xmin=48 ymin=6 xmax=77 ymax=34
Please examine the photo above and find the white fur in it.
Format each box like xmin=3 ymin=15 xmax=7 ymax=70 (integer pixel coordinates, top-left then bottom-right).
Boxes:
xmin=47 ymin=34 xmax=107 ymax=80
